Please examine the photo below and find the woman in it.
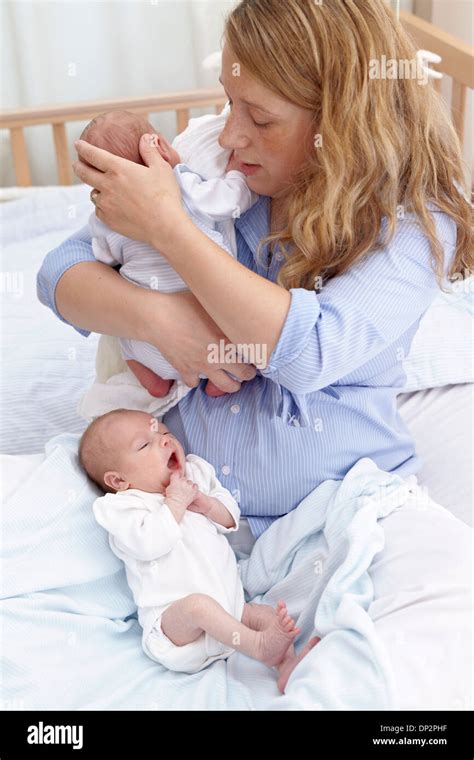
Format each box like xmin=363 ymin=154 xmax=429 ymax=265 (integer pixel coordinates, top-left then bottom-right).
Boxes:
xmin=37 ymin=0 xmax=472 ymax=707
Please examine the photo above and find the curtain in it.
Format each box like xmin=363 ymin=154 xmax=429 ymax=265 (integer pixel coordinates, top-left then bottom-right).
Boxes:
xmin=1 ymin=0 xmax=236 ymax=185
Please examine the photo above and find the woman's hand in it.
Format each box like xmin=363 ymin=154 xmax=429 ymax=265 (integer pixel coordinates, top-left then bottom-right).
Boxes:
xmin=72 ymin=134 xmax=184 ymax=246
xmin=144 ymin=290 xmax=257 ymax=394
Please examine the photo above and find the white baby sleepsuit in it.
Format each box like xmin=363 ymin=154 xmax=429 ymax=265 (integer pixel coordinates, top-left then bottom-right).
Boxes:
xmin=93 ymin=453 xmax=245 ymax=673
xmin=89 ymin=109 xmax=258 ymax=382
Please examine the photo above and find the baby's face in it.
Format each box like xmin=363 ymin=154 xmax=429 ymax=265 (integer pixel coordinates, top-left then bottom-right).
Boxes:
xmin=103 ymin=411 xmax=185 ymax=494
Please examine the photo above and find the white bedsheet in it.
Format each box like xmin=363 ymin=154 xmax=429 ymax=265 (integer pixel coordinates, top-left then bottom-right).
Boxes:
xmin=0 ymin=185 xmax=99 ymax=454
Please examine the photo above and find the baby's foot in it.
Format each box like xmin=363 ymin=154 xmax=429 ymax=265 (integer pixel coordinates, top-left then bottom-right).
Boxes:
xmin=205 ymin=380 xmax=228 ymax=397
xmin=126 ymin=360 xmax=173 ymax=398
xmin=257 ymin=601 xmax=300 ymax=668
xmin=277 ymin=636 xmax=321 ymax=694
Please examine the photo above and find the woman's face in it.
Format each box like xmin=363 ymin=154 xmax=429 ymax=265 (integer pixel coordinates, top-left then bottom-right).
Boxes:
xmin=218 ymin=43 xmax=315 ymax=199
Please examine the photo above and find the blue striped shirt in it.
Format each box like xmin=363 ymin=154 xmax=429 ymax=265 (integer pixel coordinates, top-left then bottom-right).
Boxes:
xmin=37 ymin=194 xmax=457 ymax=538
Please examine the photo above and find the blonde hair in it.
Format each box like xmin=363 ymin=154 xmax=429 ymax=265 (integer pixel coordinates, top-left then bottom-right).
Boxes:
xmin=224 ymin=0 xmax=473 ymax=292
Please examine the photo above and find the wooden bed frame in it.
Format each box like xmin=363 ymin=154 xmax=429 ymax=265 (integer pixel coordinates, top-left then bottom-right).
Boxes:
xmin=1 ymin=11 xmax=473 ymax=188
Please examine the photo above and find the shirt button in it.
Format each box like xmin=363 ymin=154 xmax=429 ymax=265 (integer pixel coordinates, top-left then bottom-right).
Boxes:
xmin=275 ymin=252 xmax=284 ymax=261
xmin=230 ymin=404 xmax=241 ymax=414
xmin=221 ymin=465 xmax=231 ymax=475
xmin=150 ymin=561 xmax=157 ymax=568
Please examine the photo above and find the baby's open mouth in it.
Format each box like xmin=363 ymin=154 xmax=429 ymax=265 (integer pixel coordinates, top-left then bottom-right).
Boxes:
xmin=167 ymin=452 xmax=180 ymax=470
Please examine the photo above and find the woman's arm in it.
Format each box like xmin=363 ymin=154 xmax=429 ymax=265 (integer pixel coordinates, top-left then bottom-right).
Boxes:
xmin=151 ymin=213 xmax=292 ymax=366
xmin=37 ymin=224 xmax=257 ymax=391
xmin=37 ymin=223 xmax=162 ymax=340
xmin=37 ymin=224 xmax=98 ymax=337
xmin=55 ymin=261 xmax=163 ymax=341
xmin=258 ymin=214 xmax=458 ymax=394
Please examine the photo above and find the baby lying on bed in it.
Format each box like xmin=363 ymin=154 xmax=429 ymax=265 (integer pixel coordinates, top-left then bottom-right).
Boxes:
xmin=79 ymin=408 xmax=319 ymax=691
xmin=79 ymin=109 xmax=258 ymax=412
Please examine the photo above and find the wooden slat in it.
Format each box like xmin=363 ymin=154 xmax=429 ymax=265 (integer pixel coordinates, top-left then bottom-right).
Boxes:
xmin=0 ymin=88 xmax=227 ymax=129
xmin=451 ymin=80 xmax=467 ymax=143
xmin=1 ymin=89 xmax=227 ymax=186
xmin=52 ymin=122 xmax=73 ymax=185
xmin=176 ymin=108 xmax=190 ymax=135
xmin=10 ymin=127 xmax=31 ymax=186
xmin=401 ymin=10 xmax=474 ymax=89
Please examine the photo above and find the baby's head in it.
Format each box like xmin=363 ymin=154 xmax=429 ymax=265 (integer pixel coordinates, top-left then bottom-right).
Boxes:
xmin=79 ymin=409 xmax=185 ymax=494
xmin=79 ymin=110 xmax=180 ymax=167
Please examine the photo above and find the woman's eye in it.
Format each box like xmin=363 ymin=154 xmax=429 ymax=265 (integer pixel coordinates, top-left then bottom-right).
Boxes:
xmin=139 ymin=442 xmax=149 ymax=450
xmin=226 ymin=98 xmax=268 ymax=128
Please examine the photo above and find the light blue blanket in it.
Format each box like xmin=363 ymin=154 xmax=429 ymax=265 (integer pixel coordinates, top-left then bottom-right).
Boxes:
xmin=0 ymin=433 xmax=417 ymax=709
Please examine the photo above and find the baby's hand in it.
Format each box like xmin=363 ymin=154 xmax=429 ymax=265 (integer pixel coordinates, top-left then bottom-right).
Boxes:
xmin=187 ymin=491 xmax=212 ymax=516
xmin=165 ymin=471 xmax=199 ymax=508
xmin=225 ymin=151 xmax=241 ymax=172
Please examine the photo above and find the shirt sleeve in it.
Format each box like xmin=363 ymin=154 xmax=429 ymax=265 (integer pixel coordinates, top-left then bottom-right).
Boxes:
xmin=260 ymin=212 xmax=457 ymax=395
xmin=187 ymin=455 xmax=240 ymax=534
xmin=36 ymin=223 xmax=97 ymax=338
xmin=175 ymin=164 xmax=257 ymax=220
xmin=89 ymin=213 xmax=125 ymax=266
xmin=93 ymin=491 xmax=182 ymax=562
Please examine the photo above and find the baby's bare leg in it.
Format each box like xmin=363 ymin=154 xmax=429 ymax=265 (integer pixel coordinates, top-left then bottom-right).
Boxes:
xmin=241 ymin=602 xmax=277 ymax=631
xmin=161 ymin=594 xmax=300 ymax=667
xmin=126 ymin=359 xmax=173 ymax=398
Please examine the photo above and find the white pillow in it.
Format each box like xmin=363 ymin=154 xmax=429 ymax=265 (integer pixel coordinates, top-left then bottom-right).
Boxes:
xmin=0 ymin=452 xmax=45 ymax=501
xmin=402 ymin=276 xmax=473 ymax=391
xmin=396 ymin=383 xmax=473 ymax=527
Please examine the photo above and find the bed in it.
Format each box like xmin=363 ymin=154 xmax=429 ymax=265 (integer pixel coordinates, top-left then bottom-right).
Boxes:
xmin=1 ymin=11 xmax=472 ymax=711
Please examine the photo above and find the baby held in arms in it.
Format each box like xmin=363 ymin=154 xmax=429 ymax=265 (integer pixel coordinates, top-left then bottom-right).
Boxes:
xmin=79 ymin=409 xmax=319 ymax=691
xmin=79 ymin=109 xmax=258 ymax=403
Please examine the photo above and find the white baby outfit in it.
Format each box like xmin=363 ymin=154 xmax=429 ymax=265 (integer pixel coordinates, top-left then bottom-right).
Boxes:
xmin=78 ymin=106 xmax=259 ymax=422
xmin=93 ymin=453 xmax=246 ymax=673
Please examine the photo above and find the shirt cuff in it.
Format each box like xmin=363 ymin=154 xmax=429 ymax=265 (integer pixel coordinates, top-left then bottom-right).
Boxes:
xmin=260 ymin=287 xmax=321 ymax=378
xmin=36 ymin=230 xmax=97 ymax=338
xmin=210 ymin=513 xmax=239 ymax=534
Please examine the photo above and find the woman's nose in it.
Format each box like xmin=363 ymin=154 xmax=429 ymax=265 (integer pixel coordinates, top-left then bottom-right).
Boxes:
xmin=219 ymin=115 xmax=250 ymax=152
